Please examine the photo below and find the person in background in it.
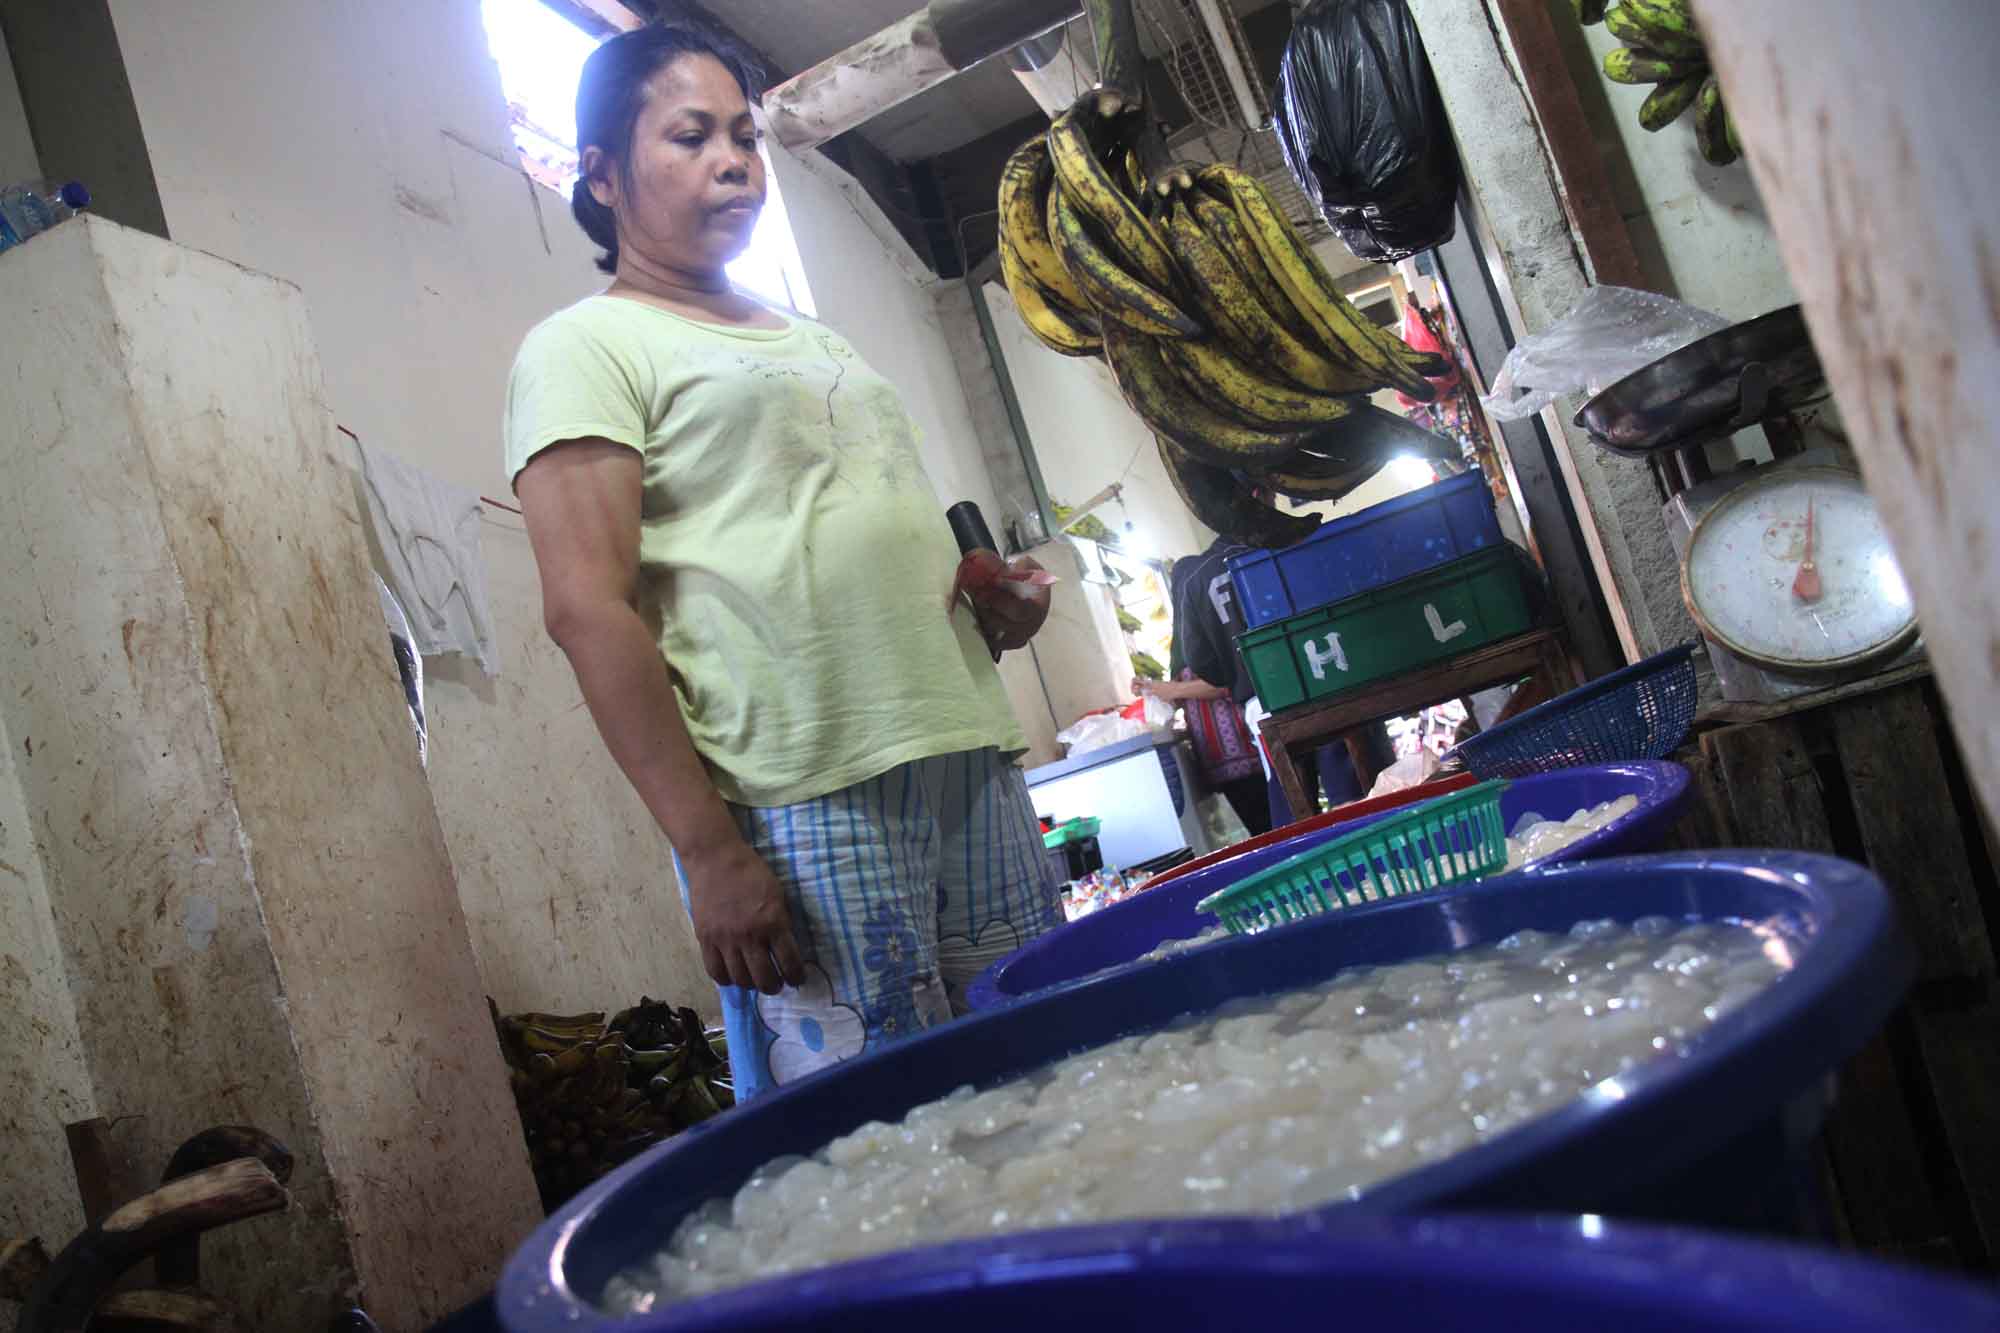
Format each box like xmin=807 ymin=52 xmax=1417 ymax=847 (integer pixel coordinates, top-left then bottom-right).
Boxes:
xmin=505 ymin=25 xmax=1060 ymax=1101
xmin=1138 ymin=534 xmax=1362 ymax=833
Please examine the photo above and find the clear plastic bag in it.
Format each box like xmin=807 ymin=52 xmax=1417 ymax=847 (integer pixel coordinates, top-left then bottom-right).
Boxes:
xmin=1480 ymin=286 xmax=1731 ymax=421
xmin=1055 ymin=711 xmax=1150 ymax=757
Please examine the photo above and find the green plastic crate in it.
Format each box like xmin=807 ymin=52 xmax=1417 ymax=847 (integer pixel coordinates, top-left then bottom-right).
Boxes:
xmin=1237 ymin=546 xmax=1536 ymax=713
xmin=1195 ymin=780 xmax=1510 ymax=931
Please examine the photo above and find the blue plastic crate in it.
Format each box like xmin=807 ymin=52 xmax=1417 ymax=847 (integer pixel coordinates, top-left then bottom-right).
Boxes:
xmin=1228 ymin=469 xmax=1503 ymax=629
xmin=1449 ymin=642 xmax=1701 ymax=780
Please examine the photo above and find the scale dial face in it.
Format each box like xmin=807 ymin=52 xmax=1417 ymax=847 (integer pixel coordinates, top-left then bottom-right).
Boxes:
xmin=1681 ymin=466 xmax=1917 ymax=675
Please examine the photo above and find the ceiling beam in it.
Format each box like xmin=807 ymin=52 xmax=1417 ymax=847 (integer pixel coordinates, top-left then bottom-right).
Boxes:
xmin=764 ymin=0 xmax=1083 ymax=152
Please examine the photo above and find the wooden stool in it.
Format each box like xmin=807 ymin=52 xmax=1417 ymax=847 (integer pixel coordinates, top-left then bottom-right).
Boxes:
xmin=1263 ymin=627 xmax=1580 ymax=816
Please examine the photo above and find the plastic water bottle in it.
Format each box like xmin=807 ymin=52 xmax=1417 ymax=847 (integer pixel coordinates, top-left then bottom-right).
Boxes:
xmin=0 ymin=180 xmax=90 ymax=251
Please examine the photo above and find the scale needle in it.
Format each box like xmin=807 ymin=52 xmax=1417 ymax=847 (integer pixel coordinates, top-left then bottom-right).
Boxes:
xmin=1792 ymin=496 xmax=1822 ymax=602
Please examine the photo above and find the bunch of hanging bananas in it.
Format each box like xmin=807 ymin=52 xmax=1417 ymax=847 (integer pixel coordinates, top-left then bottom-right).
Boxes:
xmin=998 ymin=93 xmax=1453 ymax=548
xmin=1596 ymin=0 xmax=1739 ymax=166
xmin=491 ymin=998 xmax=731 ymax=1209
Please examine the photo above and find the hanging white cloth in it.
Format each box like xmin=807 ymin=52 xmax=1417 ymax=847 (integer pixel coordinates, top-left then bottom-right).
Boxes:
xmin=355 ymin=439 xmax=499 ymax=677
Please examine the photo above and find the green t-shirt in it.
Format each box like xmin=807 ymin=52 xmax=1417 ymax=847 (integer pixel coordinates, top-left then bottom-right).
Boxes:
xmin=504 ymin=294 xmax=1024 ymax=807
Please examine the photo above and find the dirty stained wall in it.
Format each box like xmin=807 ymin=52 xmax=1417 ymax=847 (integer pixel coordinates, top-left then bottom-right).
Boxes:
xmin=0 ymin=216 xmax=542 ymax=1330
xmin=91 ymin=0 xmax=1065 ymax=1017
xmin=0 ymin=705 xmax=94 ymax=1271
xmin=1692 ymin=0 xmax=2000 ymax=828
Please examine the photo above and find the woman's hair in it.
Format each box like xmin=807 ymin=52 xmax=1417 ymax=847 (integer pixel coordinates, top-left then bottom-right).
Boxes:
xmin=571 ymin=24 xmax=759 ymax=275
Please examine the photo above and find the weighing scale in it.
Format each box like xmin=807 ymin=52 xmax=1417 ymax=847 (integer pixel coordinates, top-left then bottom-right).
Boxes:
xmin=1576 ymin=307 xmax=1923 ymax=704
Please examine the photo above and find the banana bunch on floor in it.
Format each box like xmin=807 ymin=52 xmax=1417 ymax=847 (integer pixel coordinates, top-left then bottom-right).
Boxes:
xmin=1598 ymin=0 xmax=1739 ymax=166
xmin=998 ymin=93 xmax=1453 ymax=548
xmin=491 ymin=998 xmax=731 ymax=1209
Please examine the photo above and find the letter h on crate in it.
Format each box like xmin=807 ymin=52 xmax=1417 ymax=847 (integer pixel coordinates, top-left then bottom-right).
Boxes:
xmin=1305 ymin=632 xmax=1349 ymax=681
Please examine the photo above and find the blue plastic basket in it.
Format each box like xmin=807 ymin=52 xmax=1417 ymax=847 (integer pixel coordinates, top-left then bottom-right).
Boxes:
xmin=1195 ymin=781 xmax=1509 ymax=932
xmin=967 ymin=762 xmax=1692 ymax=1012
xmin=496 ymin=852 xmax=1913 ymax=1333
xmin=1448 ymin=642 xmax=1701 ymax=780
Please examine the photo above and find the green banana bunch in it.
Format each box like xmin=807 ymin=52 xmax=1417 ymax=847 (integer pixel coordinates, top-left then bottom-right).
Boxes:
xmin=1605 ymin=0 xmax=1702 ymax=60
xmin=1639 ymin=73 xmax=1705 ymax=131
xmin=1600 ymin=0 xmax=1740 ymax=164
xmin=1602 ymin=46 xmax=1704 ymax=85
xmin=1693 ymin=74 xmax=1739 ymax=165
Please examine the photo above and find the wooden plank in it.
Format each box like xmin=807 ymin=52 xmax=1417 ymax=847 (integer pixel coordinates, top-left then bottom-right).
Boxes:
xmin=1265 ymin=629 xmax=1561 ymax=745
xmin=1489 ymin=0 xmax=1648 ymax=288
xmin=1701 ymin=719 xmax=1836 ymax=851
xmin=1817 ymin=1028 xmax=1961 ymax=1261
xmin=1264 ymin=630 xmax=1564 ymax=815
xmin=1832 ymin=685 xmax=1996 ymax=983
xmin=1912 ymin=1002 xmax=2000 ymax=1264
xmin=1660 ymin=740 xmax=1737 ymax=850
xmin=1267 ymin=738 xmax=1313 ymax=826
xmin=1694 ymin=661 xmax=1932 ymax=731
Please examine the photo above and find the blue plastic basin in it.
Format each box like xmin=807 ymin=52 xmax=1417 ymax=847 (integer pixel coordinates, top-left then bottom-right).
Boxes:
xmin=497 ymin=851 xmax=1911 ymax=1333
xmin=491 ymin=1213 xmax=1995 ymax=1333
xmin=967 ymin=761 xmax=1691 ymax=1011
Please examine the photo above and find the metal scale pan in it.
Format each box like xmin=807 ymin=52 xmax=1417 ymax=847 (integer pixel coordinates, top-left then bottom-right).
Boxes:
xmin=1573 ymin=304 xmax=1830 ymax=496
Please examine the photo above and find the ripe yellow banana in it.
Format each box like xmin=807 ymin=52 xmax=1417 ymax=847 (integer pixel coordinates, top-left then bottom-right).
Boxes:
xmin=1155 ymin=435 xmax=1321 ymax=548
xmin=1164 ymin=196 xmax=1383 ymax=397
xmin=1004 ymin=248 xmax=1104 ymax=356
xmin=1049 ymin=184 xmax=1201 ymax=338
xmin=1199 ymin=165 xmax=1441 ymax=402
xmin=1100 ymin=322 xmax=1305 ymax=467
xmin=1047 ymin=101 xmax=1184 ymax=298
xmin=998 ymin=136 xmax=1092 ymax=319
xmin=1157 ymin=334 xmax=1360 ymax=433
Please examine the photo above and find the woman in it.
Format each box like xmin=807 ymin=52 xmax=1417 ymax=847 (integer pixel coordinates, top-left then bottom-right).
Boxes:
xmin=504 ymin=25 xmax=1060 ymax=1100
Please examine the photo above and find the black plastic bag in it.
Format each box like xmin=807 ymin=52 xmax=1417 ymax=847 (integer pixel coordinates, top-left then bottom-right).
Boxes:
xmin=1275 ymin=0 xmax=1459 ymax=262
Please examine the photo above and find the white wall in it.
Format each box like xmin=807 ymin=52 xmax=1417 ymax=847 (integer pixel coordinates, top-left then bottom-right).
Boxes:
xmin=1577 ymin=24 xmax=1796 ymax=322
xmin=769 ymin=147 xmax=1004 ymax=528
xmin=979 ymin=281 xmax=1210 ymax=565
xmin=100 ymin=0 xmax=715 ymax=1022
xmin=95 ymin=0 xmax=1039 ymax=1017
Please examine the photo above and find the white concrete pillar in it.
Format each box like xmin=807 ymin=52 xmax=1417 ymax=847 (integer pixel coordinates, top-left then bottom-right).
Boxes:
xmin=1693 ymin=0 xmax=2000 ymax=827
xmin=1406 ymin=0 xmax=1701 ymax=660
xmin=0 ymin=216 xmax=540 ymax=1329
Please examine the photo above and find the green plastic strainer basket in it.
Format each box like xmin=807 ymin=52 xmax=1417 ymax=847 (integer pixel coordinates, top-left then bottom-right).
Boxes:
xmin=1195 ymin=780 xmax=1511 ymax=934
